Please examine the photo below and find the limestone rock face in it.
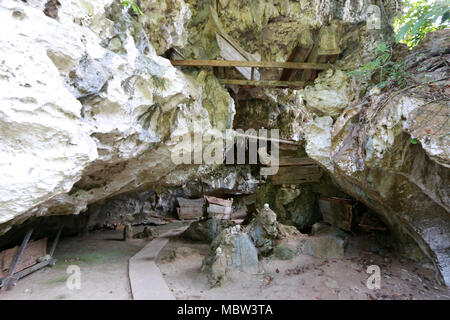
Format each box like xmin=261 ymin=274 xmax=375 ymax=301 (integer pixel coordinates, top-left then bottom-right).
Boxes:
xmin=301 ymin=30 xmax=450 ymax=285
xmin=304 ymin=116 xmax=334 ymax=170
xmin=0 ymin=0 xmax=449 ymax=290
xmin=0 ymin=2 xmax=98 ymax=226
xmin=183 ymin=0 xmax=391 ymax=80
xmin=303 ymin=70 xmax=353 ymax=118
xmin=0 ymin=0 xmax=235 ymax=233
xmin=183 ymin=165 xmax=260 ymax=197
xmin=246 ymin=205 xmax=278 ymax=255
xmin=256 ymin=183 xmax=321 ymax=229
xmin=140 ymin=0 xmax=192 ymax=55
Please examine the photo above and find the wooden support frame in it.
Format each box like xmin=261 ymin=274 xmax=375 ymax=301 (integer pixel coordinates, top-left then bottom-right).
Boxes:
xmin=170 ymin=59 xmax=329 ymax=70
xmin=0 ymin=225 xmax=63 ymax=291
xmin=171 ymin=59 xmax=329 ymax=87
xmin=219 ymin=79 xmax=305 ymax=88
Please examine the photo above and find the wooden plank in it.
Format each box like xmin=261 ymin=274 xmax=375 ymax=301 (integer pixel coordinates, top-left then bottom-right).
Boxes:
xmin=278 ymin=156 xmax=317 ymax=167
xmin=278 ymin=142 xmax=301 ymax=151
xmin=0 ymin=238 xmax=47 ymax=277
xmin=177 ymin=197 xmax=204 ymax=207
xmin=216 ymin=34 xmax=260 ymax=80
xmin=280 ymin=45 xmax=313 ymax=81
xmin=270 ymin=165 xmax=322 ymax=185
xmin=271 ymin=174 xmax=322 ymax=185
xmin=234 ymin=132 xmax=300 ymax=146
xmin=176 ymin=197 xmax=204 ymax=220
xmin=219 ymin=79 xmax=305 ymax=88
xmin=177 ymin=208 xmax=202 ymax=220
xmin=275 ymin=165 xmax=321 ymax=176
xmin=207 ymin=204 xmax=232 ymax=215
xmin=301 ymin=25 xmax=341 ymax=83
xmin=301 ymin=31 xmax=321 ymax=83
xmin=319 ymin=197 xmax=353 ymax=231
xmin=209 ymin=5 xmax=260 ymax=63
xmin=170 ymin=60 xmax=329 ymax=70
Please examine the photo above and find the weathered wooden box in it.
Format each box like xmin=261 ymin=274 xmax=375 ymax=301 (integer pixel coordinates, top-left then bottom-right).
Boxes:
xmin=205 ymin=196 xmax=233 ymax=220
xmin=318 ymin=197 xmax=353 ymax=231
xmin=176 ymin=198 xmax=204 ymax=220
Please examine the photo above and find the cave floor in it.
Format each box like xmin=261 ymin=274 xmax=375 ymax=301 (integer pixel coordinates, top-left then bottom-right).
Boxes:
xmin=0 ymin=228 xmax=148 ymax=300
xmin=157 ymin=238 xmax=450 ymax=300
xmin=0 ymin=224 xmax=449 ymax=300
xmin=0 ymin=221 xmax=190 ymax=300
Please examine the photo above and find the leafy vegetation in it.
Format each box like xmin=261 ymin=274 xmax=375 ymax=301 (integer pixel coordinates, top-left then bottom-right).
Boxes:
xmin=120 ymin=0 xmax=144 ymax=16
xmin=349 ymin=0 xmax=449 ymax=89
xmin=394 ymin=0 xmax=450 ymax=48
xmin=348 ymin=42 xmax=410 ymax=89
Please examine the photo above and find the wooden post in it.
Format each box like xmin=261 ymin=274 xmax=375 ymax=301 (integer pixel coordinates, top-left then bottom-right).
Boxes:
xmin=123 ymin=223 xmax=133 ymax=241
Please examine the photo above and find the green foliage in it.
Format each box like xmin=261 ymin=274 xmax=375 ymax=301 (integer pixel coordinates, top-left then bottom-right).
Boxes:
xmin=120 ymin=0 xmax=144 ymax=16
xmin=394 ymin=0 xmax=450 ymax=48
xmin=410 ymin=138 xmax=419 ymax=144
xmin=349 ymin=1 xmax=449 ymax=89
xmin=348 ymin=42 xmax=410 ymax=89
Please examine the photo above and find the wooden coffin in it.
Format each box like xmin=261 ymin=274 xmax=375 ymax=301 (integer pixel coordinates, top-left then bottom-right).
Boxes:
xmin=270 ymin=165 xmax=322 ymax=185
xmin=318 ymin=197 xmax=353 ymax=231
xmin=204 ymin=195 xmax=233 ymax=207
xmin=176 ymin=198 xmax=205 ymax=220
xmin=0 ymin=238 xmax=47 ymax=278
xmin=205 ymin=195 xmax=233 ymax=220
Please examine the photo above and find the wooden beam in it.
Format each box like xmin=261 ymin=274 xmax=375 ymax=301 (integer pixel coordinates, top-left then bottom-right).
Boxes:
xmin=278 ymin=156 xmax=317 ymax=167
xmin=170 ymin=59 xmax=329 ymax=70
xmin=280 ymin=45 xmax=313 ymax=81
xmin=270 ymin=165 xmax=322 ymax=185
xmin=219 ymin=79 xmax=305 ymax=88
xmin=233 ymin=132 xmax=301 ymax=145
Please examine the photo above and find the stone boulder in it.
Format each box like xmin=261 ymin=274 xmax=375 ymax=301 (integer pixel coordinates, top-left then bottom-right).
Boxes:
xmin=256 ymin=183 xmax=321 ymax=230
xmin=201 ymin=225 xmax=259 ymax=287
xmin=303 ymin=69 xmax=352 ymax=118
xmin=181 ymin=218 xmax=236 ymax=243
xmin=245 ymin=204 xmax=278 ymax=256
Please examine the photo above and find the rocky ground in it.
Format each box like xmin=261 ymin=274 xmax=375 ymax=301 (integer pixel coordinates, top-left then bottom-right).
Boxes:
xmin=158 ymin=237 xmax=450 ymax=300
xmin=0 ymin=229 xmax=146 ymax=300
xmin=2 ymin=224 xmax=449 ymax=300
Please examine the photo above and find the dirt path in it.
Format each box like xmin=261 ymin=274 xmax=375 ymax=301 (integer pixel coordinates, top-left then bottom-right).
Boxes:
xmin=0 ymin=229 xmax=146 ymax=300
xmin=129 ymin=226 xmax=189 ymax=300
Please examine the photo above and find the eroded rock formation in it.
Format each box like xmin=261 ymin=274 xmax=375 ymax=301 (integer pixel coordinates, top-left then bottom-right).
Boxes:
xmin=0 ymin=0 xmax=448 ymax=286
xmin=303 ymin=31 xmax=450 ymax=285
